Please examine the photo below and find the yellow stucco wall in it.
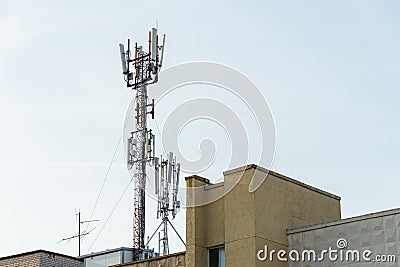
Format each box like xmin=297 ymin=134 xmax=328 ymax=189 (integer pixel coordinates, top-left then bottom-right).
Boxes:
xmin=185 ymin=164 xmax=341 ymax=267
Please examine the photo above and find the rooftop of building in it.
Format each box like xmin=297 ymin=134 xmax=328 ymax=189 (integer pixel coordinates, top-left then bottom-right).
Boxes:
xmin=186 ymin=164 xmax=341 ymax=200
xmin=287 ymin=207 xmax=400 ymax=235
xmin=79 ymin=247 xmax=134 ymax=259
xmin=0 ymin=249 xmax=82 ymax=262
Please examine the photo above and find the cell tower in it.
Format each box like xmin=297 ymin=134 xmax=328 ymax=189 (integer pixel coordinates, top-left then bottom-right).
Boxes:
xmin=119 ymin=28 xmax=183 ymax=260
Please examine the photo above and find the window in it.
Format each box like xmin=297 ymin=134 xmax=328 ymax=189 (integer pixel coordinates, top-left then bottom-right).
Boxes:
xmin=209 ymin=247 xmax=225 ymax=267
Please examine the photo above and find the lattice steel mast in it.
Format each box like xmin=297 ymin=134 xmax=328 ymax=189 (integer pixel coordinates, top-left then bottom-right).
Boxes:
xmin=119 ymin=28 xmax=165 ymax=259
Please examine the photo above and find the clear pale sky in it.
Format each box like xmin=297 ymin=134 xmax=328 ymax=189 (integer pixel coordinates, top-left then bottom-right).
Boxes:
xmin=0 ymin=0 xmax=399 ymax=258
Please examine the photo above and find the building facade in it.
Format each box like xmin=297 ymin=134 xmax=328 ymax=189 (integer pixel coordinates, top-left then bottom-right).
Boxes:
xmin=185 ymin=164 xmax=341 ymax=267
xmin=0 ymin=250 xmax=83 ymax=267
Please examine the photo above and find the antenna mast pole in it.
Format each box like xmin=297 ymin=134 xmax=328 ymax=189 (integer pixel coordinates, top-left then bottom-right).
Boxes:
xmin=78 ymin=212 xmax=81 ymax=256
xmin=58 ymin=211 xmax=99 ymax=257
xmin=145 ymin=152 xmax=185 ymax=256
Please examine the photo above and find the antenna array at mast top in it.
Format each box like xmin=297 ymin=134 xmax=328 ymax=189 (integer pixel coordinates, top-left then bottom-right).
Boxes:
xmin=119 ymin=28 xmax=166 ymax=90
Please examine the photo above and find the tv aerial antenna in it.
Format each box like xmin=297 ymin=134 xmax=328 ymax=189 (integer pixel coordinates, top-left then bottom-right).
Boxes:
xmin=119 ymin=27 xmax=183 ymax=260
xmin=58 ymin=211 xmax=99 ymax=256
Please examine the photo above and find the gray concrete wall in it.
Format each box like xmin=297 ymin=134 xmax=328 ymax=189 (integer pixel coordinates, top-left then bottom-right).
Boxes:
xmin=287 ymin=209 xmax=400 ymax=266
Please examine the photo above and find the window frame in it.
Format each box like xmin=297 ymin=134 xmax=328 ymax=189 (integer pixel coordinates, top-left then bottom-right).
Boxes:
xmin=208 ymin=246 xmax=225 ymax=267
